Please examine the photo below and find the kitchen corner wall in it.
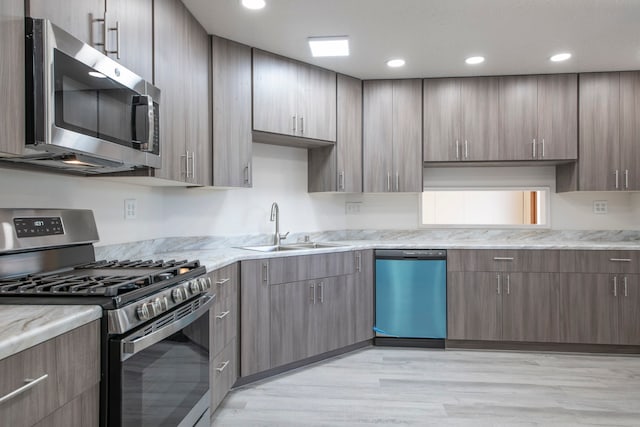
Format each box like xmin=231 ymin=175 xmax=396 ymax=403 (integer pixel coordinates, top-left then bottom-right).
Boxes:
xmin=0 ymin=146 xmax=638 ymax=246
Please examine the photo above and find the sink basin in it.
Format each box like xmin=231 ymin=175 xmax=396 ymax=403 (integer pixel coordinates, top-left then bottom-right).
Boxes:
xmin=239 ymin=242 xmax=345 ymax=252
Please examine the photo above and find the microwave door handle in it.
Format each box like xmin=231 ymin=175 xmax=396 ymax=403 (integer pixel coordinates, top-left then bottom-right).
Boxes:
xmin=131 ymin=95 xmax=155 ymax=153
xmin=120 ymin=294 xmax=213 ymax=361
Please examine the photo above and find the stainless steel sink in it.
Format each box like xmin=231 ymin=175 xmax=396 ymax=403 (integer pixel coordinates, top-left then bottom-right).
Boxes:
xmin=239 ymin=242 xmax=345 ymax=252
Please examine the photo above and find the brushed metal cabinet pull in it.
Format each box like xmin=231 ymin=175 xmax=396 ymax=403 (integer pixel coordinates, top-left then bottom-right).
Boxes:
xmin=216 ymin=278 xmax=230 ymax=286
xmin=610 ymin=258 xmax=631 ymax=263
xmin=262 ymin=263 xmax=268 ymax=283
xmin=625 ymin=170 xmax=629 ymax=189
xmin=532 ymin=138 xmax=536 ymax=158
xmin=387 ymin=172 xmax=391 ymax=192
xmin=506 ymin=274 xmax=510 ymax=295
xmin=496 ymin=274 xmax=501 ymax=295
xmin=356 ymin=252 xmax=362 ymax=272
xmin=319 ymin=282 xmax=324 ymax=303
xmin=624 ymin=276 xmax=628 ymax=297
xmin=310 ymin=284 xmax=316 ymax=304
xmin=455 ymin=140 xmax=460 ymax=160
xmin=216 ymin=310 xmax=230 ymax=320
xmin=615 ymin=170 xmax=619 ymax=189
xmin=338 ymin=171 xmax=345 ymax=191
xmin=292 ymin=115 xmax=297 ymax=132
xmin=300 ymin=116 xmax=304 ymax=134
xmin=395 ymin=172 xmax=400 ymax=192
xmin=216 ymin=360 xmax=230 ymax=373
xmin=464 ymin=140 xmax=469 ymax=159
xmin=613 ymin=276 xmax=618 ymax=297
xmin=0 ymin=374 xmax=48 ymax=404
xmin=493 ymin=257 xmax=514 ymax=261
xmin=541 ymin=138 xmax=545 ymax=158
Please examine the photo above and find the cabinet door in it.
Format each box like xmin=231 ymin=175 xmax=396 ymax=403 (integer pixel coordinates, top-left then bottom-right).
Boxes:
xmin=618 ymin=275 xmax=640 ymax=345
xmin=153 ymin=0 xmax=187 ymax=182
xmin=252 ymin=49 xmax=297 ymax=136
xmin=313 ymin=276 xmax=354 ymax=355
xmin=298 ymin=64 xmax=336 ymax=141
xmin=558 ymin=273 xmax=618 ymax=344
xmin=447 ymin=272 xmax=501 ymax=341
xmin=336 ymin=74 xmax=363 ymax=192
xmin=185 ymin=8 xmax=211 ymax=186
xmin=354 ymin=250 xmax=374 ymax=342
xmin=392 ymin=79 xmax=423 ymax=192
xmin=363 ymin=80 xmax=393 ymax=192
xmin=0 ymin=0 xmax=24 ymax=156
xmin=269 ymin=280 xmax=312 ymax=368
xmin=28 ymin=0 xmax=104 ymax=46
xmin=499 ymin=75 xmax=538 ymax=160
xmin=239 ymin=260 xmax=271 ymax=376
xmin=461 ymin=77 xmax=500 ymax=161
xmin=104 ymin=0 xmax=152 ymax=82
xmin=423 ymin=78 xmax=461 ymax=162
xmin=537 ymin=73 xmax=578 ymax=160
xmin=502 ymin=273 xmax=560 ymax=342
xmin=619 ymin=71 xmax=640 ymax=191
xmin=578 ymin=73 xmax=620 ymax=191
xmin=212 ymin=36 xmax=252 ymax=187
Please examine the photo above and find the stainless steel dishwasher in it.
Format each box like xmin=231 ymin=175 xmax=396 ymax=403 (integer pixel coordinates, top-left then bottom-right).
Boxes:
xmin=374 ymin=249 xmax=447 ymax=348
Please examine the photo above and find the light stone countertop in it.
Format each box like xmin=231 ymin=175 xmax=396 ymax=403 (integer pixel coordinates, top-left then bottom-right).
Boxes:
xmin=0 ymin=305 xmax=102 ymax=360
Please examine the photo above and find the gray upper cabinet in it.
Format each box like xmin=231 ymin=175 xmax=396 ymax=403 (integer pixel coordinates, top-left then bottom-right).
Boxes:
xmin=308 ymin=74 xmax=363 ymax=193
xmin=499 ymin=74 xmax=577 ymax=161
xmin=558 ymin=71 xmax=640 ymax=192
xmin=423 ymin=76 xmax=499 ymax=162
xmin=252 ymin=49 xmax=336 ymax=145
xmin=153 ymin=0 xmax=211 ymax=186
xmin=103 ymin=0 xmax=153 ymax=82
xmin=0 ymin=0 xmax=24 ymax=157
xmin=27 ymin=0 xmax=105 ymax=46
xmin=363 ymin=79 xmax=423 ymax=192
xmin=211 ymin=36 xmax=253 ymax=187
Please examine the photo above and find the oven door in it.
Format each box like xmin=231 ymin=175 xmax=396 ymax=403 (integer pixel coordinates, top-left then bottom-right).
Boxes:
xmin=108 ymin=294 xmax=213 ymax=427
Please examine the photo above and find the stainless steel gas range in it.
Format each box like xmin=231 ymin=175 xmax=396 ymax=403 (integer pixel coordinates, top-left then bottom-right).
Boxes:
xmin=0 ymin=209 xmax=213 ymax=427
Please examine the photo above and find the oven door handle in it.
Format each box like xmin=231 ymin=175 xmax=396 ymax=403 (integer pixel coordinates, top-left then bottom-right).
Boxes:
xmin=120 ymin=295 xmax=214 ymax=360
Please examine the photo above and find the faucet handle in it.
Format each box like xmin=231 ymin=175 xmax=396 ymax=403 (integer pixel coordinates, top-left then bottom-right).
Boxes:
xmin=279 ymin=231 xmax=290 ymax=241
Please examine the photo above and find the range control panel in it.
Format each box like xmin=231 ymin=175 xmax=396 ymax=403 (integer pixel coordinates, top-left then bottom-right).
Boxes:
xmin=13 ymin=217 xmax=64 ymax=238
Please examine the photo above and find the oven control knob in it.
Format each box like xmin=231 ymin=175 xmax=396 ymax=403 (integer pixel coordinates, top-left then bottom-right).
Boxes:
xmin=199 ymin=277 xmax=211 ymax=291
xmin=136 ymin=303 xmax=154 ymax=321
xmin=154 ymin=297 xmax=168 ymax=313
xmin=172 ymin=287 xmax=187 ymax=303
xmin=189 ymin=279 xmax=202 ymax=293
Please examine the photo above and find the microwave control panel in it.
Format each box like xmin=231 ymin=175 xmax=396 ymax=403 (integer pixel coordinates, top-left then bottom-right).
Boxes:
xmin=14 ymin=217 xmax=64 ymax=238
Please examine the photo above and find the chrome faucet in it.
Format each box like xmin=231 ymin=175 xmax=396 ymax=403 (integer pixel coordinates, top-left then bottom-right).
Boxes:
xmin=270 ymin=202 xmax=289 ymax=246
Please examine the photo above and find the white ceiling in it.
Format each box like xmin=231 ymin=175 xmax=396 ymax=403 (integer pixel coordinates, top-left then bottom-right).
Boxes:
xmin=183 ymin=0 xmax=640 ymax=80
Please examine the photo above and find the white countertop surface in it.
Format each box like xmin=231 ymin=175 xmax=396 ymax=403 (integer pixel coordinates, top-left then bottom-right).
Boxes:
xmin=0 ymin=305 xmax=102 ymax=360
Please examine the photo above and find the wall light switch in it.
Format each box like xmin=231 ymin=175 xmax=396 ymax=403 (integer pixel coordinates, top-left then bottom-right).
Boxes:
xmin=593 ymin=200 xmax=608 ymax=214
xmin=125 ymin=199 xmax=137 ymax=220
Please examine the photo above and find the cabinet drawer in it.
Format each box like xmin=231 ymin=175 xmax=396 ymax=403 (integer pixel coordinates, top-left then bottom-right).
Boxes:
xmin=0 ymin=339 xmax=59 ymax=427
xmin=448 ymin=249 xmax=573 ymax=272
xmin=211 ymin=263 xmax=239 ymax=303
xmin=574 ymin=250 xmax=640 ymax=274
xmin=210 ymin=338 xmax=237 ymax=414
xmin=0 ymin=321 xmax=99 ymax=427
xmin=269 ymin=252 xmax=356 ymax=284
xmin=211 ymin=277 xmax=238 ymax=358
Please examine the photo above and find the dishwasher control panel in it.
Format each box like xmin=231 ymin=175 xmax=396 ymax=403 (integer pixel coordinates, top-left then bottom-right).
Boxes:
xmin=375 ymin=249 xmax=446 ymax=260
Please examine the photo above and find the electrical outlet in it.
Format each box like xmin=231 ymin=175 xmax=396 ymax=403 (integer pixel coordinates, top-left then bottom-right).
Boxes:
xmin=124 ymin=199 xmax=137 ymax=220
xmin=345 ymin=202 xmax=362 ymax=215
xmin=593 ymin=200 xmax=608 ymax=215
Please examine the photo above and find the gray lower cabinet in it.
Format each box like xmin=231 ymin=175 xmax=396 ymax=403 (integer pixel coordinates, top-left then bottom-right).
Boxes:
xmin=354 ymin=250 xmax=375 ymax=342
xmin=210 ymin=338 xmax=237 ymax=415
xmin=363 ymin=79 xmax=422 ymax=192
xmin=0 ymin=321 xmax=100 ymax=427
xmin=211 ymin=36 xmax=253 ymax=187
xmin=0 ymin=0 xmax=24 ymax=157
xmin=308 ymin=74 xmax=363 ymax=193
xmin=240 ymin=259 xmax=271 ymax=377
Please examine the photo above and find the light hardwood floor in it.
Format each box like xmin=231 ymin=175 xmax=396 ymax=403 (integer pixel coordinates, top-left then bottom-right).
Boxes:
xmin=212 ymin=347 xmax=640 ymax=426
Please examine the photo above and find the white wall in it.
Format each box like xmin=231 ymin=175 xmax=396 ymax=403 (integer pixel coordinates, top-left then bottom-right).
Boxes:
xmin=1 ymin=151 xmax=637 ymax=246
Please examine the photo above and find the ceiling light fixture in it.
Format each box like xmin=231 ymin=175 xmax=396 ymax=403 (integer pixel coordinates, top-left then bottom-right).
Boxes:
xmin=550 ymin=52 xmax=572 ymax=62
xmin=386 ymin=58 xmax=405 ymax=68
xmin=465 ymin=56 xmax=485 ymax=65
xmin=308 ymin=36 xmax=349 ymax=57
xmin=241 ymin=0 xmax=265 ymax=10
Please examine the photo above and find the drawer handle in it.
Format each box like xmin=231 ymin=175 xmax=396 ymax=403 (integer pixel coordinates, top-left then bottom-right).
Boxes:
xmin=493 ymin=257 xmax=514 ymax=261
xmin=0 ymin=374 xmax=48 ymax=405
xmin=610 ymin=258 xmax=631 ymax=263
xmin=216 ymin=360 xmax=230 ymax=373
xmin=216 ymin=278 xmax=230 ymax=286
xmin=216 ymin=310 xmax=230 ymax=320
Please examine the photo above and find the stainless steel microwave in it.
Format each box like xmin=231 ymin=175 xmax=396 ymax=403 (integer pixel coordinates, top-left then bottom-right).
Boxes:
xmin=17 ymin=18 xmax=161 ymax=174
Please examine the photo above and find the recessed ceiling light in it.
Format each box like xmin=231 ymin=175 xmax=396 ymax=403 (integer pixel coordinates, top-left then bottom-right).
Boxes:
xmin=308 ymin=36 xmax=349 ymax=57
xmin=465 ymin=56 xmax=485 ymax=65
xmin=386 ymin=58 xmax=405 ymax=68
xmin=241 ymin=0 xmax=265 ymax=10
xmin=550 ymin=53 xmax=572 ymax=62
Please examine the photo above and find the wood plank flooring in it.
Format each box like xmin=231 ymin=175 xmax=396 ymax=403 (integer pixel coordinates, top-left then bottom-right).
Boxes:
xmin=212 ymin=347 xmax=640 ymax=426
